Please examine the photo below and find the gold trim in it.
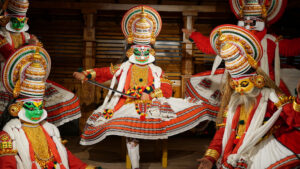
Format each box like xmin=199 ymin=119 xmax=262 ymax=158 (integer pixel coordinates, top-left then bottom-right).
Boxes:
xmin=275 ymin=95 xmax=294 ymax=108
xmin=293 ymin=98 xmax=300 ymax=112
xmin=160 ymin=78 xmax=173 ymax=85
xmin=216 ymin=123 xmax=225 ymax=127
xmin=204 ymin=149 xmax=219 ymax=161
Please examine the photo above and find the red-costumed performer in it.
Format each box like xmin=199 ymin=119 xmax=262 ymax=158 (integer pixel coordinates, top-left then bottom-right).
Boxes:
xmin=197 ymin=24 xmax=300 ymax=169
xmin=0 ymin=45 xmax=101 ymax=169
xmin=183 ymin=0 xmax=300 ymax=122
xmin=0 ymin=0 xmax=81 ymax=126
xmin=74 ymin=6 xmax=210 ymax=169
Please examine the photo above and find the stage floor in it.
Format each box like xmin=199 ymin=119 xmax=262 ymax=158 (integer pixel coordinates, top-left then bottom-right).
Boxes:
xmin=65 ymin=134 xmax=211 ymax=169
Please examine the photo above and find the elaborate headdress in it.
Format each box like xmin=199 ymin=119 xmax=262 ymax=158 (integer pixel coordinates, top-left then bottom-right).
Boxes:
xmin=121 ymin=5 xmax=162 ymax=45
xmin=121 ymin=5 xmax=161 ymax=65
xmin=210 ymin=24 xmax=263 ymax=79
xmin=230 ymin=0 xmax=287 ymax=25
xmin=2 ymin=45 xmax=51 ymax=99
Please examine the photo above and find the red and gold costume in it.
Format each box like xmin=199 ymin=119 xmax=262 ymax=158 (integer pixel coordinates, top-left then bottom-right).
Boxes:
xmin=0 ymin=45 xmax=97 ymax=169
xmin=199 ymin=24 xmax=300 ymax=169
xmin=0 ymin=0 xmax=81 ymax=126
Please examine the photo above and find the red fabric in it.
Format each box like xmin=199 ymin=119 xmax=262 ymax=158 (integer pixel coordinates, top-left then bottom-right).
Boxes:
xmin=161 ymin=82 xmax=172 ymax=98
xmin=94 ymin=67 xmax=114 ymax=83
xmin=67 ymin=150 xmax=87 ymax=169
xmin=190 ymin=32 xmax=216 ymax=55
xmin=279 ymin=37 xmax=300 ymax=57
xmin=206 ymin=127 xmax=225 ymax=163
xmin=0 ymin=155 xmax=17 ymax=169
xmin=0 ymin=131 xmax=17 ymax=169
xmin=0 ymin=35 xmax=15 ymax=60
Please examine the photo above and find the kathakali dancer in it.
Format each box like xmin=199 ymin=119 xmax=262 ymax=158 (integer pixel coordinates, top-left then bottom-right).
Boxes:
xmin=0 ymin=45 xmax=100 ymax=169
xmin=0 ymin=0 xmax=81 ymax=126
xmin=74 ymin=6 xmax=209 ymax=169
xmin=197 ymin=24 xmax=300 ymax=169
xmin=184 ymin=0 xmax=300 ymax=120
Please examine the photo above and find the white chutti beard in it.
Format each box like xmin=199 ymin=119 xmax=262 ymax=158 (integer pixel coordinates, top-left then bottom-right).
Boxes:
xmin=228 ymin=87 xmax=261 ymax=111
xmin=5 ymin=22 xmax=29 ymax=33
xmin=128 ymin=54 xmax=155 ymax=65
xmin=237 ymin=20 xmax=265 ymax=31
xmin=18 ymin=108 xmax=47 ymax=124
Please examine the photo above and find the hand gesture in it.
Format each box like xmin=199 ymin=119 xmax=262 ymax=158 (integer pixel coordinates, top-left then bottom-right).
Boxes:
xmin=28 ymin=35 xmax=39 ymax=45
xmin=197 ymin=158 xmax=213 ymax=169
xmin=182 ymin=28 xmax=196 ymax=39
xmin=73 ymin=72 xmax=87 ymax=83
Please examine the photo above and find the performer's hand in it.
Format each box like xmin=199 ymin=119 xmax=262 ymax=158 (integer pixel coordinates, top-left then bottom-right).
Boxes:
xmin=28 ymin=36 xmax=38 ymax=45
xmin=141 ymin=92 xmax=150 ymax=101
xmin=197 ymin=158 xmax=213 ymax=169
xmin=73 ymin=72 xmax=87 ymax=83
xmin=182 ymin=28 xmax=196 ymax=39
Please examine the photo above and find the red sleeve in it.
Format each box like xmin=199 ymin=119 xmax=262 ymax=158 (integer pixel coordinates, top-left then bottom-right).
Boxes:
xmin=0 ymin=131 xmax=17 ymax=169
xmin=279 ymin=37 xmax=300 ymax=57
xmin=207 ymin=127 xmax=224 ymax=155
xmin=161 ymin=82 xmax=172 ymax=98
xmin=0 ymin=35 xmax=15 ymax=60
xmin=94 ymin=67 xmax=114 ymax=83
xmin=281 ymin=101 xmax=300 ymax=129
xmin=189 ymin=32 xmax=216 ymax=55
xmin=0 ymin=156 xmax=17 ymax=169
xmin=67 ymin=150 xmax=87 ymax=169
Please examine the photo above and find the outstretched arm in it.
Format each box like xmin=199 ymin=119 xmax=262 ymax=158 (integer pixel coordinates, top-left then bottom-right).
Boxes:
xmin=182 ymin=29 xmax=216 ymax=55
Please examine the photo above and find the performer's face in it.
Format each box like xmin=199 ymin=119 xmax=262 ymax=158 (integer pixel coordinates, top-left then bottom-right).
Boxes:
xmin=237 ymin=16 xmax=265 ymax=31
xmin=133 ymin=45 xmax=151 ymax=63
xmin=23 ymin=101 xmax=44 ymax=122
xmin=10 ymin=16 xmax=27 ymax=31
xmin=233 ymin=78 xmax=254 ymax=94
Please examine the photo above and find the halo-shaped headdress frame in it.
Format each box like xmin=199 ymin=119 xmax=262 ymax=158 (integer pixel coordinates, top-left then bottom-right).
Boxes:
xmin=121 ymin=5 xmax=162 ymax=39
xmin=2 ymin=45 xmax=51 ymax=95
xmin=230 ymin=0 xmax=288 ymax=25
xmin=210 ymin=24 xmax=263 ymax=75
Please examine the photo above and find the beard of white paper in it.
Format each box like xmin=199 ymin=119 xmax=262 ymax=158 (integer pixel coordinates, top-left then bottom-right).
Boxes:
xmin=228 ymin=87 xmax=261 ymax=111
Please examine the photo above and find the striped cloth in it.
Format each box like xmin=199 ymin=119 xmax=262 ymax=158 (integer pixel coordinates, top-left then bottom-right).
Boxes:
xmin=80 ymin=97 xmax=216 ymax=145
xmin=0 ymin=81 xmax=81 ymax=126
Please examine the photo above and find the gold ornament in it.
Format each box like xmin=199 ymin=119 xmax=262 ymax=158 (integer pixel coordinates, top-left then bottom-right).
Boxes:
xmin=204 ymin=149 xmax=220 ymax=161
xmin=9 ymin=102 xmax=23 ymax=116
xmin=130 ymin=64 xmax=149 ymax=87
xmin=250 ymin=74 xmax=265 ymax=88
xmin=127 ymin=34 xmax=133 ymax=44
xmin=126 ymin=48 xmax=134 ymax=58
xmin=13 ymin=80 xmax=21 ymax=98
xmin=292 ymin=97 xmax=300 ymax=112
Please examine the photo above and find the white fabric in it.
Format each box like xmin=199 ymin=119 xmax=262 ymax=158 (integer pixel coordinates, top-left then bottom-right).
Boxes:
xmin=220 ymin=88 xmax=286 ymax=168
xmin=260 ymin=34 xmax=280 ymax=86
xmin=248 ymin=135 xmax=295 ymax=169
xmin=126 ymin=139 xmax=140 ymax=169
xmin=210 ymin=55 xmax=222 ymax=76
xmin=3 ymin=119 xmax=70 ymax=169
xmin=189 ymin=71 xmax=225 ymax=105
xmin=88 ymin=62 xmax=163 ymax=126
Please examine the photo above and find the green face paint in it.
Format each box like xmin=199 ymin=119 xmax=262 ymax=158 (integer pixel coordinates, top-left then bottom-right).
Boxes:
xmin=23 ymin=101 xmax=43 ymax=122
xmin=10 ymin=17 xmax=26 ymax=31
xmin=134 ymin=47 xmax=150 ymax=63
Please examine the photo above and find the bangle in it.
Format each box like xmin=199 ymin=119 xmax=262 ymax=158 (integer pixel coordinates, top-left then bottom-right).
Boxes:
xmin=83 ymin=69 xmax=96 ymax=80
xmin=293 ymin=98 xmax=300 ymax=112
xmin=204 ymin=149 xmax=219 ymax=161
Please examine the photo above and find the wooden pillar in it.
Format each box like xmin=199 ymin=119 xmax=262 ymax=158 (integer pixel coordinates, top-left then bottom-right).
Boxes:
xmin=79 ymin=9 xmax=97 ymax=131
xmin=181 ymin=11 xmax=197 ymax=97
